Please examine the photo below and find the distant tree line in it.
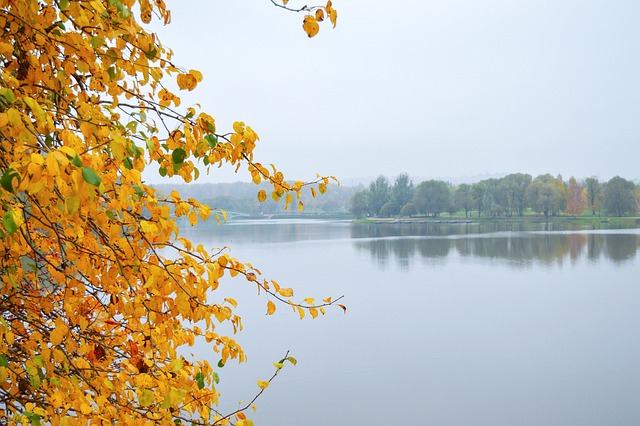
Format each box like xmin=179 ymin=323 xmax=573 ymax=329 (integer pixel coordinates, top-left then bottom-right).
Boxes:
xmin=350 ymin=173 xmax=640 ymax=218
xmin=153 ymin=182 xmax=355 ymax=216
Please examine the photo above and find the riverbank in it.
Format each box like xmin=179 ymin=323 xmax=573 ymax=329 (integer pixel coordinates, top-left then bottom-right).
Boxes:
xmin=356 ymin=215 xmax=640 ymax=228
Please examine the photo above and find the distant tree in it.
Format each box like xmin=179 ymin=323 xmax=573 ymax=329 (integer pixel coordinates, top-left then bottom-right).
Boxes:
xmin=481 ymin=178 xmax=505 ymax=216
xmin=565 ymin=177 xmax=587 ymax=217
xmin=379 ymin=202 xmax=395 ymax=218
xmin=414 ymin=180 xmax=451 ymax=217
xmin=367 ymin=175 xmax=391 ymax=216
xmin=585 ymin=177 xmax=602 ymax=216
xmin=527 ymin=174 xmax=566 ymax=217
xmin=447 ymin=187 xmax=457 ymax=217
xmin=390 ymin=173 xmax=415 ymax=215
xmin=454 ymin=184 xmax=476 ymax=217
xmin=602 ymin=176 xmax=637 ymax=216
xmin=400 ymin=202 xmax=418 ymax=217
xmin=501 ymin=173 xmax=532 ymax=216
xmin=350 ymin=189 xmax=370 ymax=218
xmin=472 ymin=182 xmax=487 ymax=216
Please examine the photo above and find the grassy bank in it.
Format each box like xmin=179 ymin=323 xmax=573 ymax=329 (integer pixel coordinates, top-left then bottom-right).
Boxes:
xmin=356 ymin=215 xmax=640 ymax=228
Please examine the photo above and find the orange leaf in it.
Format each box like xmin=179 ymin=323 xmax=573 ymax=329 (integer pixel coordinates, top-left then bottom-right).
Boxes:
xmin=266 ymin=300 xmax=276 ymax=315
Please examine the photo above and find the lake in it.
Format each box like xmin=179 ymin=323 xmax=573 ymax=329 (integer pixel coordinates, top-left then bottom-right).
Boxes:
xmin=181 ymin=220 xmax=640 ymax=425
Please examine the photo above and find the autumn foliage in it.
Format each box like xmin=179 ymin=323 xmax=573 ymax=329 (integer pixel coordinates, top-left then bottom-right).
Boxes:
xmin=0 ymin=0 xmax=340 ymax=424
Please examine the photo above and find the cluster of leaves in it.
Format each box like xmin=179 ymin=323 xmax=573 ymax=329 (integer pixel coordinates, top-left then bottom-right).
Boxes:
xmin=0 ymin=0 xmax=341 ymax=425
xmin=274 ymin=0 xmax=337 ymax=37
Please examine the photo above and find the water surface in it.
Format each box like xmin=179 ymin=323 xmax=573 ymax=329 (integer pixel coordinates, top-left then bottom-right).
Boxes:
xmin=182 ymin=220 xmax=640 ymax=426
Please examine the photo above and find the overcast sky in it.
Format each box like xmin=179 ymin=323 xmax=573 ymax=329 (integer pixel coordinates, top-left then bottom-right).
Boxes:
xmin=144 ymin=0 xmax=640 ymax=185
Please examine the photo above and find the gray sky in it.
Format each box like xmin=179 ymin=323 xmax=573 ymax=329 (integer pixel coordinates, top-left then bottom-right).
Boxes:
xmin=144 ymin=0 xmax=640 ymax=185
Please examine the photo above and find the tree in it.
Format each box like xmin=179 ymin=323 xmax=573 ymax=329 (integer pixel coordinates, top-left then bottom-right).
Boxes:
xmin=565 ymin=177 xmax=586 ymax=217
xmin=367 ymin=175 xmax=390 ymax=217
xmin=399 ymin=202 xmax=417 ymax=217
xmin=349 ymin=189 xmax=369 ymax=218
xmin=472 ymin=181 xmax=487 ymax=217
xmin=390 ymin=173 xmax=414 ymax=215
xmin=602 ymin=176 xmax=637 ymax=216
xmin=501 ymin=173 xmax=531 ymax=216
xmin=585 ymin=177 xmax=601 ymax=216
xmin=454 ymin=184 xmax=475 ymax=218
xmin=0 ymin=1 xmax=342 ymax=425
xmin=414 ymin=180 xmax=450 ymax=217
xmin=526 ymin=174 xmax=566 ymax=217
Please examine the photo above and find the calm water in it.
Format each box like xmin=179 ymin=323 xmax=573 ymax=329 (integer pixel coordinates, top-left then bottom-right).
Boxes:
xmin=181 ymin=220 xmax=640 ymax=426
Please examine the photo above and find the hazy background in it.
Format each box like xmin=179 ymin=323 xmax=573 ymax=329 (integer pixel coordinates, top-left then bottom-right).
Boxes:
xmin=144 ymin=0 xmax=640 ymax=185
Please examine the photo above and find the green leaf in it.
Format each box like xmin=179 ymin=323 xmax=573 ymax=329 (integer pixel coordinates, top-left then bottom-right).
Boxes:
xmin=159 ymin=167 xmax=167 ymax=177
xmin=71 ymin=154 xmax=82 ymax=167
xmin=3 ymin=211 xmax=18 ymax=235
xmin=172 ymin=148 xmax=187 ymax=165
xmin=195 ymin=372 xmax=205 ymax=390
xmin=123 ymin=157 xmax=133 ymax=170
xmin=24 ymin=412 xmax=42 ymax=426
xmin=1 ymin=168 xmax=19 ymax=193
xmin=81 ymin=166 xmax=102 ymax=186
xmin=90 ymin=36 xmax=105 ymax=48
xmin=213 ymin=372 xmax=220 ymax=384
xmin=145 ymin=48 xmax=158 ymax=61
xmin=107 ymin=66 xmax=116 ymax=82
xmin=0 ymin=354 xmax=8 ymax=367
xmin=204 ymin=134 xmax=218 ymax=148
xmin=0 ymin=88 xmax=15 ymax=103
xmin=33 ymin=355 xmax=44 ymax=367
xmin=59 ymin=0 xmax=69 ymax=10
xmin=217 ymin=359 xmax=225 ymax=368
xmin=133 ymin=185 xmax=144 ymax=198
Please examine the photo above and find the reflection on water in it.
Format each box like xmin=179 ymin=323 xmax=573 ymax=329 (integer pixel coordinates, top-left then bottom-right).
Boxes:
xmin=351 ymin=223 xmax=640 ymax=269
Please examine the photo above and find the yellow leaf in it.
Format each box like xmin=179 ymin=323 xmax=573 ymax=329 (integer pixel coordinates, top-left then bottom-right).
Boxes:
xmin=138 ymin=389 xmax=155 ymax=407
xmin=257 ymin=380 xmax=269 ymax=390
xmin=266 ymin=300 xmax=276 ymax=315
xmin=302 ymin=15 xmax=320 ymax=38
xmin=298 ymin=201 xmax=304 ymax=212
xmin=297 ymin=306 xmax=305 ymax=319
xmin=252 ymin=172 xmax=261 ymax=185
xmin=309 ymin=308 xmax=318 ymax=319
xmin=315 ymin=9 xmax=324 ymax=21
xmin=188 ymin=210 xmax=198 ymax=226
xmin=277 ymin=288 xmax=293 ymax=297
xmin=177 ymin=73 xmax=198 ymax=90
xmin=189 ymin=69 xmax=203 ymax=82
xmin=257 ymin=189 xmax=267 ymax=202
xmin=233 ymin=121 xmax=245 ymax=134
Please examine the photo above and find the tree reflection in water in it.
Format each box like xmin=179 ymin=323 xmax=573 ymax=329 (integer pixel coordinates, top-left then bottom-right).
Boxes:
xmin=351 ymin=223 xmax=640 ymax=269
